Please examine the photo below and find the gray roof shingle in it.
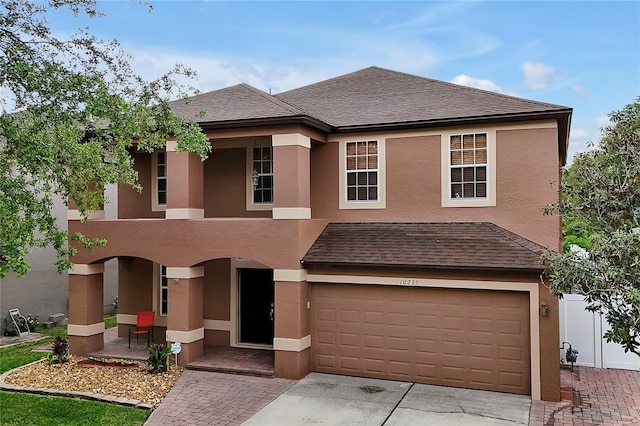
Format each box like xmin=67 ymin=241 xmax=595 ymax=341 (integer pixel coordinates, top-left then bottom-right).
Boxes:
xmin=302 ymin=222 xmax=546 ymax=272
xmin=275 ymin=66 xmax=570 ymax=128
xmin=171 ymin=83 xmax=304 ymax=123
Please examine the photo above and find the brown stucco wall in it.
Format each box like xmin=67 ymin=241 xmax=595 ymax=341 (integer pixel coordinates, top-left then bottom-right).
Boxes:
xmin=273 ymin=145 xmax=310 ymax=208
xmin=167 ymin=151 xmax=204 ymax=209
xmin=68 ymin=273 xmax=103 ymax=326
xmin=275 ymin=348 xmax=311 ymax=379
xmin=167 ymin=277 xmax=203 ymax=331
xmin=117 ymin=258 xmax=154 ymax=315
xmin=539 ymin=281 xmax=561 ymax=401
xmin=310 ymin=125 xmax=561 ymax=250
xmin=118 ymin=151 xmax=164 ymax=219
xmin=274 ymin=281 xmax=309 ymax=339
xmin=70 ymin=219 xmax=326 ymax=270
xmin=203 ymin=148 xmax=270 ymax=218
xmin=203 ymin=259 xmax=230 ymax=321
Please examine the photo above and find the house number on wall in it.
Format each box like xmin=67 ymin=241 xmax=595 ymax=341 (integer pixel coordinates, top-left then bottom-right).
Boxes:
xmin=399 ymin=279 xmax=419 ymax=286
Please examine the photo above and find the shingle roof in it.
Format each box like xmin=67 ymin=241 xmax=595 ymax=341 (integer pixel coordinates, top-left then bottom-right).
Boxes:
xmin=302 ymin=222 xmax=546 ymax=272
xmin=275 ymin=66 xmax=570 ymax=128
xmin=171 ymin=83 xmax=304 ymax=123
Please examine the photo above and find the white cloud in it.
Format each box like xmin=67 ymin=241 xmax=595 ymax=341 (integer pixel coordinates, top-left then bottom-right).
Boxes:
xmin=451 ymin=74 xmax=504 ymax=93
xmin=596 ymin=115 xmax=612 ymax=128
xmin=572 ymin=85 xmax=593 ymax=99
xmin=522 ymin=62 xmax=555 ymax=90
xmin=570 ymin=128 xmax=589 ymax=140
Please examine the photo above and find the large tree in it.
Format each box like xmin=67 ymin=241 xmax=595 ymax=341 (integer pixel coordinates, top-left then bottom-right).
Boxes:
xmin=0 ymin=0 xmax=210 ymax=277
xmin=543 ymin=98 xmax=640 ymax=356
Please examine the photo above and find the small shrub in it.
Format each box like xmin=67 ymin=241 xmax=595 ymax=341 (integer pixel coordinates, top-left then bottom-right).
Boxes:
xmin=51 ymin=336 xmax=69 ymax=364
xmin=26 ymin=314 xmax=39 ymax=332
xmin=148 ymin=343 xmax=171 ymax=373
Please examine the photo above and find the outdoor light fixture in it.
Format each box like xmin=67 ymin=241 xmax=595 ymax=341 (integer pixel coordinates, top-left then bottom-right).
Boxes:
xmin=251 ymin=170 xmax=259 ymax=192
xmin=539 ymin=302 xmax=549 ymax=317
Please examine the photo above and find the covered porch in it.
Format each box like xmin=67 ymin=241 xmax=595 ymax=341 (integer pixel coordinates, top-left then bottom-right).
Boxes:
xmin=88 ymin=327 xmax=275 ymax=377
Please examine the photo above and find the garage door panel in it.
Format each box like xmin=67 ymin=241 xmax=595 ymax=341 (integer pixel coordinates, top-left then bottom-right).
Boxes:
xmin=311 ymin=284 xmax=530 ymax=395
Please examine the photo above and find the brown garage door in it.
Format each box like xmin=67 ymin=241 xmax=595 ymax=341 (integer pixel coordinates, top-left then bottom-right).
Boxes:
xmin=310 ymin=284 xmax=530 ymax=395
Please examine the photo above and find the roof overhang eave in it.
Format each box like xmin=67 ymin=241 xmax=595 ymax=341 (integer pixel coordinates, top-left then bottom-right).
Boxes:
xmin=301 ymin=260 xmax=545 ymax=274
xmin=333 ymin=109 xmax=573 ymax=165
xmin=195 ymin=115 xmax=333 ymax=133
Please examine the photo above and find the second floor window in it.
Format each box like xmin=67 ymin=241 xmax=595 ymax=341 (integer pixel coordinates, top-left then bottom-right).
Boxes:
xmin=252 ymin=146 xmax=273 ymax=204
xmin=449 ymin=133 xmax=487 ymax=199
xmin=346 ymin=140 xmax=378 ymax=202
xmin=156 ymin=151 xmax=167 ymax=205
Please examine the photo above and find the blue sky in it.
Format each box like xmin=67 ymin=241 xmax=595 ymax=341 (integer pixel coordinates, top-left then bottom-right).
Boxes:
xmin=49 ymin=1 xmax=639 ymax=162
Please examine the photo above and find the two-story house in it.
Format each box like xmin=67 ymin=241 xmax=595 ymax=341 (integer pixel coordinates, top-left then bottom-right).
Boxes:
xmin=66 ymin=67 xmax=571 ymax=401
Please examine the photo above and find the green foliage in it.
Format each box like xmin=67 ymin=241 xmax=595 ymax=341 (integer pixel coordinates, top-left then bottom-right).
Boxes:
xmin=50 ymin=336 xmax=69 ymax=364
xmin=148 ymin=343 xmax=171 ymax=373
xmin=103 ymin=314 xmax=117 ymax=329
xmin=0 ymin=391 xmax=150 ymax=426
xmin=0 ymin=0 xmax=210 ymax=278
xmin=0 ymin=338 xmax=53 ymax=374
xmin=543 ymin=98 xmax=640 ymax=356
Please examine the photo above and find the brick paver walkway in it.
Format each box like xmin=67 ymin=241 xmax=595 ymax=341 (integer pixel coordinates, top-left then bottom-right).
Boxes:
xmin=144 ymin=370 xmax=295 ymax=426
xmin=529 ymin=366 xmax=640 ymax=425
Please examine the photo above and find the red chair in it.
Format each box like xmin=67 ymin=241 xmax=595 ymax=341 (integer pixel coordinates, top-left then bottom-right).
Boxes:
xmin=129 ymin=311 xmax=155 ymax=348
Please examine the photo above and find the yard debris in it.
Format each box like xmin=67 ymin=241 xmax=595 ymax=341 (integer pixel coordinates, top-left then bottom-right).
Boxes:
xmin=5 ymin=355 xmax=182 ymax=407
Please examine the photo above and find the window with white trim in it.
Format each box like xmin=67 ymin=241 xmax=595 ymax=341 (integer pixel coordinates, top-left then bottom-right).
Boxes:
xmin=159 ymin=264 xmax=168 ymax=316
xmin=154 ymin=151 xmax=167 ymax=207
xmin=346 ymin=140 xmax=378 ymax=202
xmin=449 ymin=133 xmax=487 ymax=199
xmin=252 ymin=146 xmax=273 ymax=204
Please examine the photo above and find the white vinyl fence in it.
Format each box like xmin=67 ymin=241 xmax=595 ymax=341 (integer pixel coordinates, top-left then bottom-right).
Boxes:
xmin=559 ymin=294 xmax=639 ymax=370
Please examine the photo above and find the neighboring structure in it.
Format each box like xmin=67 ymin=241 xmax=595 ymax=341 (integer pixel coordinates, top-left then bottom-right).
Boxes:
xmin=66 ymin=67 xmax=571 ymax=401
xmin=1 ymin=190 xmax=118 ymax=335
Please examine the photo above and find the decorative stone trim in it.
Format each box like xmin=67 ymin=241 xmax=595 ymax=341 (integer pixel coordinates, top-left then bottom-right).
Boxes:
xmin=165 ymin=140 xmax=178 ymax=152
xmin=272 ymin=207 xmax=311 ymax=219
xmin=67 ymin=322 xmax=105 ymax=337
xmin=273 ymin=269 xmax=307 ymax=282
xmin=273 ymin=335 xmax=311 ymax=352
xmin=69 ymin=264 xmax=105 ymax=275
xmin=67 ymin=210 xmax=105 ymax=221
xmin=165 ymin=208 xmax=204 ymax=219
xmin=166 ymin=328 xmax=204 ymax=344
xmin=165 ymin=266 xmax=205 ymax=279
xmin=272 ymin=133 xmax=311 ymax=149
xmin=203 ymin=319 xmax=231 ymax=331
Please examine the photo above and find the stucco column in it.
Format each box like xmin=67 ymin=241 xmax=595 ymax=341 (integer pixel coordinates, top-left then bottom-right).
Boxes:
xmin=165 ymin=140 xmax=204 ymax=219
xmin=165 ymin=266 xmax=204 ymax=365
xmin=272 ymin=133 xmax=311 ymax=220
xmin=68 ymin=263 xmax=105 ymax=355
xmin=273 ymin=269 xmax=311 ymax=379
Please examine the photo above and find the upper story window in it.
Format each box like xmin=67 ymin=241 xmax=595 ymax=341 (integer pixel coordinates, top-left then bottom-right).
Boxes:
xmin=152 ymin=151 xmax=167 ymax=211
xmin=346 ymin=141 xmax=378 ymax=202
xmin=441 ymin=129 xmax=496 ymax=208
xmin=338 ymin=139 xmax=386 ymax=210
xmin=252 ymin=146 xmax=273 ymax=204
xmin=449 ymin=133 xmax=487 ymax=199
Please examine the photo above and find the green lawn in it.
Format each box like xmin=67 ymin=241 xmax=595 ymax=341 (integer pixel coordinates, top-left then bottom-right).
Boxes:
xmin=0 ymin=315 xmax=150 ymax=426
xmin=0 ymin=391 xmax=149 ymax=426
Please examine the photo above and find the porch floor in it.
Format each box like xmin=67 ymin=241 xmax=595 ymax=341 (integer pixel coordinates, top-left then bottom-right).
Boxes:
xmin=89 ymin=328 xmax=275 ymax=377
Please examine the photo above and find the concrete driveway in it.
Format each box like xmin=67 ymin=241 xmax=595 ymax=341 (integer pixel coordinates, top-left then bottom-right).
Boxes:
xmin=243 ymin=373 xmax=531 ymax=425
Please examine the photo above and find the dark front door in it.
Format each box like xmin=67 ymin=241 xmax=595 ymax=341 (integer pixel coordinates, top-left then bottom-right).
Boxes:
xmin=238 ymin=268 xmax=274 ymax=345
